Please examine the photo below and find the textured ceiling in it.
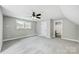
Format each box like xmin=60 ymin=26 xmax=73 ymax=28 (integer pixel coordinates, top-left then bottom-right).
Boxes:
xmin=60 ymin=5 xmax=79 ymax=25
xmin=1 ymin=5 xmax=64 ymax=20
xmin=1 ymin=5 xmax=79 ymax=25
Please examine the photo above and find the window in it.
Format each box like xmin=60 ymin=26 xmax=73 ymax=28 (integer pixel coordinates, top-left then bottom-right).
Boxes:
xmin=16 ymin=20 xmax=24 ymax=29
xmin=24 ymin=22 xmax=31 ymax=29
xmin=16 ymin=20 xmax=32 ymax=29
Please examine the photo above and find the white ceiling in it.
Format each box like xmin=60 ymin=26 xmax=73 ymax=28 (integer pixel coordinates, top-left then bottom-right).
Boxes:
xmin=1 ymin=5 xmax=79 ymax=25
xmin=1 ymin=5 xmax=64 ymax=20
xmin=60 ymin=5 xmax=79 ymax=25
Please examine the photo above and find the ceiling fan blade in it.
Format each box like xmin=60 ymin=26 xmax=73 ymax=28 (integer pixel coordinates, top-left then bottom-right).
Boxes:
xmin=32 ymin=12 xmax=35 ymax=17
xmin=36 ymin=14 xmax=41 ymax=16
xmin=36 ymin=16 xmax=41 ymax=19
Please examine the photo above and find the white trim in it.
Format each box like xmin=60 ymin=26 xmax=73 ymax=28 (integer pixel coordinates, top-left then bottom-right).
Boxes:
xmin=3 ymin=35 xmax=37 ymax=42
xmin=53 ymin=19 xmax=63 ymax=38
xmin=62 ymin=38 xmax=79 ymax=43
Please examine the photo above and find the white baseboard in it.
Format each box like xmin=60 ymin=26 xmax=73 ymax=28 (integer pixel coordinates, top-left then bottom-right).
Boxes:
xmin=3 ymin=34 xmax=37 ymax=42
xmin=62 ymin=38 xmax=79 ymax=43
xmin=38 ymin=36 xmax=79 ymax=43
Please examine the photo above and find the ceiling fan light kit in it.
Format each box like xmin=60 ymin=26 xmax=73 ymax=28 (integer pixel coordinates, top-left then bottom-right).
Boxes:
xmin=32 ymin=12 xmax=41 ymax=20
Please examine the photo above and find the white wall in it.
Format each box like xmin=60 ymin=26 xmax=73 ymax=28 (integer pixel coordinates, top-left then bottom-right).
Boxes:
xmin=76 ymin=25 xmax=79 ymax=40
xmin=2 ymin=5 xmax=65 ymax=39
xmin=37 ymin=20 xmax=51 ymax=38
xmin=62 ymin=18 xmax=77 ymax=40
xmin=3 ymin=16 xmax=37 ymax=40
xmin=0 ymin=7 xmax=3 ymax=51
xmin=2 ymin=5 xmax=79 ymax=40
xmin=36 ymin=21 xmax=41 ymax=35
xmin=50 ymin=19 xmax=54 ymax=38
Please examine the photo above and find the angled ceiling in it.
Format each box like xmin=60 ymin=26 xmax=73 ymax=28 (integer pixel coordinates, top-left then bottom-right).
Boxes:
xmin=1 ymin=5 xmax=79 ymax=25
xmin=1 ymin=5 xmax=64 ymax=20
xmin=60 ymin=5 xmax=79 ymax=25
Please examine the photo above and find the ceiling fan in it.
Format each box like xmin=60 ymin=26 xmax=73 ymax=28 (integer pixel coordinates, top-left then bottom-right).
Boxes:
xmin=32 ymin=12 xmax=41 ymax=19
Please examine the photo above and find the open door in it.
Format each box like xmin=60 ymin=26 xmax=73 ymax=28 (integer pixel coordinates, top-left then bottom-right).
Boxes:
xmin=0 ymin=7 xmax=3 ymax=51
xmin=53 ymin=20 xmax=63 ymax=39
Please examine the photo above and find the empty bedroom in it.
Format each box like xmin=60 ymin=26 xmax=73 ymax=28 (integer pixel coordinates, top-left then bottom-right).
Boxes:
xmin=0 ymin=5 xmax=79 ymax=54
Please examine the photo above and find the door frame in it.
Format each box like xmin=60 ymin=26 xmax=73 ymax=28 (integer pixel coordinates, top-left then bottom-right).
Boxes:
xmin=53 ymin=19 xmax=63 ymax=39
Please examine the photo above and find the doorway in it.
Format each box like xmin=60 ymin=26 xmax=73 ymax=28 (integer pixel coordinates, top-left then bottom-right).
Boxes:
xmin=53 ymin=20 xmax=63 ymax=38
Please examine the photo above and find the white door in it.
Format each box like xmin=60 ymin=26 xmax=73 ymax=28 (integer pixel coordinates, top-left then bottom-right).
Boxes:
xmin=0 ymin=7 xmax=3 ymax=51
